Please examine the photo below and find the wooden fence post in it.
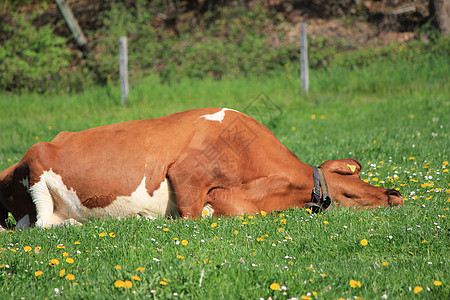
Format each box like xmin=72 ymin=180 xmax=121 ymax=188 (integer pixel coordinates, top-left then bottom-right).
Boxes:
xmin=119 ymin=37 xmax=129 ymax=105
xmin=300 ymin=22 xmax=309 ymax=93
xmin=54 ymin=0 xmax=89 ymax=56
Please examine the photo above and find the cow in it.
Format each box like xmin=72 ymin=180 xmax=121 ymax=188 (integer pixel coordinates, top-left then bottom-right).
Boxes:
xmin=0 ymin=108 xmax=403 ymax=231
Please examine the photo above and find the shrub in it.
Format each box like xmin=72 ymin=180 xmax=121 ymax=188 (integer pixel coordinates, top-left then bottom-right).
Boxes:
xmin=0 ymin=13 xmax=71 ymax=93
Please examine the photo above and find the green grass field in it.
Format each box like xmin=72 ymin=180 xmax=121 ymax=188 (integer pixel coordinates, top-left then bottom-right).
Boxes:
xmin=0 ymin=51 xmax=449 ymax=299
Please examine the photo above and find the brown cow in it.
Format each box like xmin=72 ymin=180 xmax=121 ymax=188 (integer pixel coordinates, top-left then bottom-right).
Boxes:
xmin=0 ymin=108 xmax=403 ymax=230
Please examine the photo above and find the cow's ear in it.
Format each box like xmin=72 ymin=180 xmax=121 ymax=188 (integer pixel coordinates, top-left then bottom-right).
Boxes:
xmin=320 ymin=159 xmax=362 ymax=175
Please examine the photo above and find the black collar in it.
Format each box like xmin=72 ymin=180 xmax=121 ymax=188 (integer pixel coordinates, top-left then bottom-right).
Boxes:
xmin=305 ymin=166 xmax=332 ymax=213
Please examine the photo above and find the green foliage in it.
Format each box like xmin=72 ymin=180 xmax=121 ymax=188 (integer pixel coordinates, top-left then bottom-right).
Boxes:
xmin=0 ymin=13 xmax=71 ymax=93
xmin=94 ymin=2 xmax=296 ymax=84
xmin=0 ymin=50 xmax=449 ymax=299
xmin=1 ymin=1 xmax=448 ymax=94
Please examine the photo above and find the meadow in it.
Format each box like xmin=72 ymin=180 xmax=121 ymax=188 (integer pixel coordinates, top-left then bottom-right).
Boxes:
xmin=0 ymin=49 xmax=449 ymax=299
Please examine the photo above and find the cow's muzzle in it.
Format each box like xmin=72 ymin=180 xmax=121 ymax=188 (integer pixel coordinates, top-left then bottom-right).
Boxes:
xmin=386 ymin=189 xmax=403 ymax=207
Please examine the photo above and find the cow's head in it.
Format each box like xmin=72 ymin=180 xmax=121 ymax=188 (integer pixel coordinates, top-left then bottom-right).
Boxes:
xmin=320 ymin=159 xmax=403 ymax=208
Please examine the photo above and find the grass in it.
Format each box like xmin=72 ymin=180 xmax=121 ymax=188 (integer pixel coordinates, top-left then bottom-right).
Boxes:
xmin=0 ymin=49 xmax=449 ymax=298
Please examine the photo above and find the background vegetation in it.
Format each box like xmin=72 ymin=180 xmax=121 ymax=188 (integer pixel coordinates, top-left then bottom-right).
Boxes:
xmin=0 ymin=40 xmax=448 ymax=298
xmin=0 ymin=0 xmax=448 ymax=298
xmin=0 ymin=0 xmax=447 ymax=93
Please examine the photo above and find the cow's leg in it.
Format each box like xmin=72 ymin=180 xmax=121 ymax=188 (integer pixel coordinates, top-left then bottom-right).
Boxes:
xmin=207 ymin=174 xmax=300 ymax=216
xmin=29 ymin=179 xmax=62 ymax=228
xmin=29 ymin=178 xmax=82 ymax=228
xmin=168 ymin=177 xmax=209 ymax=218
xmin=206 ymin=187 xmax=259 ymax=216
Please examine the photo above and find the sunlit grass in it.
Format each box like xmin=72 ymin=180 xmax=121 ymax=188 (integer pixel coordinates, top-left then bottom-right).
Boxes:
xmin=0 ymin=51 xmax=449 ymax=298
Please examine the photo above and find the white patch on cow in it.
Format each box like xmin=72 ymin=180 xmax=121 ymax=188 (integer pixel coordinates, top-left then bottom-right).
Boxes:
xmin=201 ymin=203 xmax=214 ymax=218
xmin=29 ymin=169 xmax=179 ymax=228
xmin=30 ymin=169 xmax=81 ymax=228
xmin=200 ymin=108 xmax=238 ymax=123
xmin=90 ymin=177 xmax=179 ymax=220
xmin=20 ymin=176 xmax=29 ymax=190
xmin=16 ymin=214 xmax=30 ymax=229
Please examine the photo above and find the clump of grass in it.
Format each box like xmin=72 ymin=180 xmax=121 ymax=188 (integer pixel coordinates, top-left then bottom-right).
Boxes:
xmin=0 ymin=48 xmax=448 ymax=299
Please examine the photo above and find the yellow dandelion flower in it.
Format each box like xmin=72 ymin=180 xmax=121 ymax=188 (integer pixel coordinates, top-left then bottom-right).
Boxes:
xmin=323 ymin=221 xmax=329 ymax=225
xmin=372 ymin=177 xmax=379 ymax=182
xmin=163 ymin=228 xmax=169 ymax=231
xmin=350 ymin=280 xmax=361 ymax=288
xmin=59 ymin=269 xmax=66 ymax=277
xmin=281 ymin=219 xmax=287 ymax=224
xmin=311 ymin=114 xmax=316 ymax=120
xmin=131 ymin=275 xmax=141 ymax=281
xmin=136 ymin=267 xmax=145 ymax=272
xmin=65 ymin=274 xmax=75 ymax=280
xmin=181 ymin=240 xmax=188 ymax=246
xmin=260 ymin=211 xmax=267 ymax=216
xmin=301 ymin=296 xmax=311 ymax=300
xmin=109 ymin=232 xmax=116 ymax=237
xmin=99 ymin=232 xmax=106 ymax=237
xmin=433 ymin=280 xmax=442 ymax=286
xmin=278 ymin=228 xmax=284 ymax=232
xmin=257 ymin=237 xmax=263 ymax=242
xmin=49 ymin=259 xmax=60 ymax=266
xmin=360 ymin=239 xmax=368 ymax=246
xmin=160 ymin=281 xmax=167 ymax=286
xmin=291 ymin=126 xmax=296 ymax=131
xmin=124 ymin=280 xmax=132 ymax=288
xmin=62 ymin=252 xmax=69 ymax=257
xmin=24 ymin=246 xmax=32 ymax=252
xmin=57 ymin=244 xmax=65 ymax=249
xmin=321 ymin=274 xmax=327 ymax=277
xmin=382 ymin=262 xmax=389 ymax=266
xmin=35 ymin=270 xmax=43 ymax=277
xmin=74 ymin=241 xmax=81 ymax=245
xmin=114 ymin=265 xmax=121 ymax=270
xmin=66 ymin=258 xmax=74 ymax=264
xmin=312 ymin=291 xmax=318 ymax=297
xmin=414 ymin=286 xmax=423 ymax=294
xmin=234 ymin=230 xmax=238 ymax=235
xmin=177 ymin=255 xmax=184 ymax=259
xmin=114 ymin=280 xmax=124 ymax=288
xmin=242 ymin=222 xmax=248 ymax=225
xmin=270 ymin=282 xmax=281 ymax=290
xmin=320 ymin=115 xmax=325 ymax=119
xmin=211 ymin=223 xmax=217 ymax=228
